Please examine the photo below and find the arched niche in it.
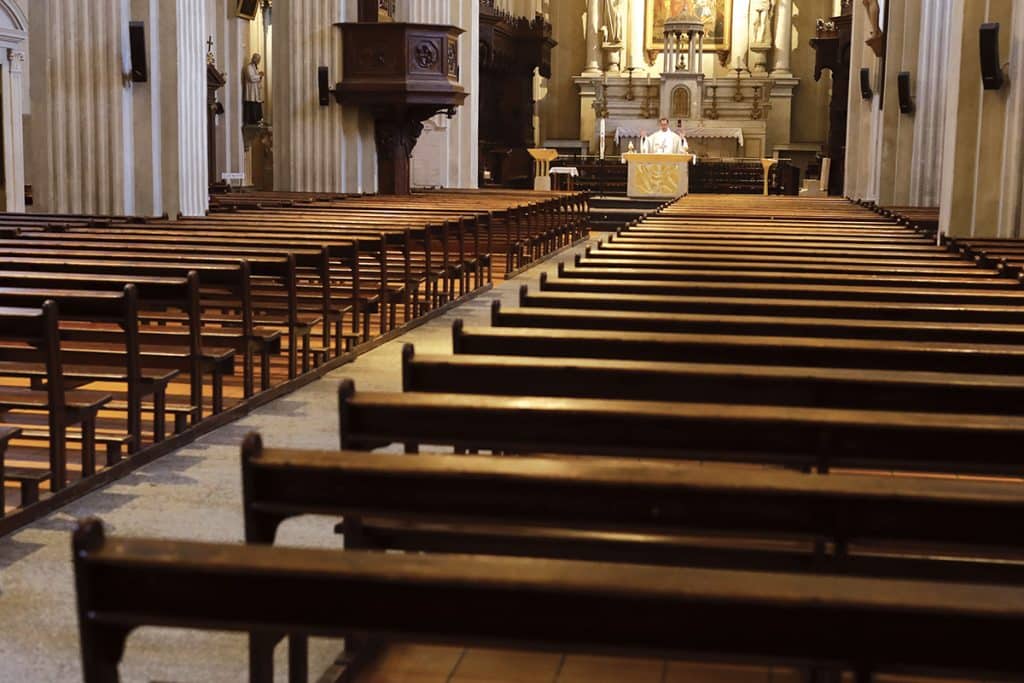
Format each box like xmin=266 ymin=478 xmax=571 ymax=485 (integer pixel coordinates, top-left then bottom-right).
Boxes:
xmin=0 ymin=0 xmax=26 ymax=212
xmin=671 ymin=86 xmax=691 ymax=119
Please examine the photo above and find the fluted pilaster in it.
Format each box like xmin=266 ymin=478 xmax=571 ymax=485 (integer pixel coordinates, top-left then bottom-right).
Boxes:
xmin=908 ymin=0 xmax=951 ymax=207
xmin=273 ymin=0 xmax=376 ymax=193
xmin=29 ymin=0 xmax=128 ymax=214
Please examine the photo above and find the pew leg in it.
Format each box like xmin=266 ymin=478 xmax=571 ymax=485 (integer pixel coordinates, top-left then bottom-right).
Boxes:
xmin=249 ymin=631 xmax=281 ymax=683
xmin=261 ymin=350 xmax=272 ymax=392
xmin=212 ymin=370 xmax=224 ymax=414
xmin=288 ymin=634 xmax=309 ymax=683
xmin=153 ymin=391 xmax=167 ymax=442
xmin=80 ymin=625 xmax=130 ymax=683
xmin=80 ymin=418 xmax=97 ymax=477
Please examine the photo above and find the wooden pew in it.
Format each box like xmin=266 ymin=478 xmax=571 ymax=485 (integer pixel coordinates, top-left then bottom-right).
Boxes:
xmin=555 ymin=259 xmax=1019 ymax=290
xmin=72 ymin=517 xmax=1024 ymax=683
xmin=0 ymin=303 xmax=109 ymax=504
xmin=452 ymin=320 xmax=1024 ymax=376
xmin=242 ymin=435 xmax=1024 ymax=581
xmin=491 ymin=299 xmax=1024 ymax=345
xmin=0 ymin=286 xmax=177 ymax=463
xmin=337 ymin=379 xmax=1024 ymax=474
xmin=401 ymin=344 xmax=1024 ymax=415
xmin=536 ymin=271 xmax=1024 ymax=306
xmin=518 ymin=287 xmax=1024 ymax=325
xmin=0 ymin=256 xmax=279 ymax=399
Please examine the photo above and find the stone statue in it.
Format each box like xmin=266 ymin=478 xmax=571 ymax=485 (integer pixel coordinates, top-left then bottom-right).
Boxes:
xmin=602 ymin=0 xmax=623 ymax=44
xmin=243 ymin=53 xmax=265 ymax=126
xmin=751 ymin=0 xmax=774 ymax=46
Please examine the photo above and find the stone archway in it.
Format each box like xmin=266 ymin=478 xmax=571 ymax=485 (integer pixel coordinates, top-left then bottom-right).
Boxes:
xmin=0 ymin=0 xmax=27 ymax=211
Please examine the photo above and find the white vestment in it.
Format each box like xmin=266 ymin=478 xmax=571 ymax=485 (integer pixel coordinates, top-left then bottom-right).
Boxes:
xmin=244 ymin=63 xmax=264 ymax=103
xmin=642 ymin=130 xmax=688 ymax=155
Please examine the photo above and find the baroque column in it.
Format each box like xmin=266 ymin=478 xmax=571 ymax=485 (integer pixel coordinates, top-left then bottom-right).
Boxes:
xmin=584 ymin=0 xmax=602 ymax=75
xmin=771 ymin=0 xmax=793 ymax=76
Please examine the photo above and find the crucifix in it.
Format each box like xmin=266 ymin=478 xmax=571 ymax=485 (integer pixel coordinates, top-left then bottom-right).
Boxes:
xmin=206 ymin=36 xmax=215 ymax=65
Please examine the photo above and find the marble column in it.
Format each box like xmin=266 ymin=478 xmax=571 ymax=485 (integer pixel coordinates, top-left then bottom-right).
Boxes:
xmin=2 ymin=49 xmax=25 ymax=212
xmin=211 ymin=1 xmax=246 ymax=185
xmin=908 ymin=0 xmax=951 ymax=207
xmin=771 ymin=0 xmax=793 ymax=76
xmin=584 ymin=0 xmax=602 ymax=75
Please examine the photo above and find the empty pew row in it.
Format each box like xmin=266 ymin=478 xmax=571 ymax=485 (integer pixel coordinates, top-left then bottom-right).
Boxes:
xmin=70 ymin=436 xmax=1024 ymax=682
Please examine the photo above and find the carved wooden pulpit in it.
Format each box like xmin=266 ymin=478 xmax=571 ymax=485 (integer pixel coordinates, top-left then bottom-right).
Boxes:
xmin=334 ymin=22 xmax=467 ymax=195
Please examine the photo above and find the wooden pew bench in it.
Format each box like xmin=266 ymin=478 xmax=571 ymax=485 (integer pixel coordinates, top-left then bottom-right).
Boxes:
xmin=337 ymin=379 xmax=1024 ymax=474
xmin=0 ymin=243 xmax=319 ymax=379
xmin=537 ymin=271 xmax=1024 ymax=306
xmin=72 ymin=517 xmax=1024 ymax=683
xmin=0 ymin=286 xmax=178 ymax=461
xmin=0 ymin=303 xmax=110 ymax=506
xmin=453 ymin=320 xmax=1024 ymax=376
xmin=401 ymin=344 xmax=1024 ymax=415
xmin=490 ymin=299 xmax=1024 ymax=345
xmin=556 ymin=259 xmax=1019 ymax=291
xmin=518 ymin=287 xmax=1024 ymax=325
xmin=571 ymin=252 xmax=999 ymax=278
xmin=243 ymin=436 xmax=1024 ymax=582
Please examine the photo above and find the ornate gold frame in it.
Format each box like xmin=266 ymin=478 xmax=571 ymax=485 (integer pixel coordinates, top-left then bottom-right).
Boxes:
xmin=644 ymin=0 xmax=733 ymax=54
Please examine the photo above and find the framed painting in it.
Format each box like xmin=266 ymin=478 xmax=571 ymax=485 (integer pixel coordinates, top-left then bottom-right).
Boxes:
xmin=645 ymin=0 xmax=733 ymax=53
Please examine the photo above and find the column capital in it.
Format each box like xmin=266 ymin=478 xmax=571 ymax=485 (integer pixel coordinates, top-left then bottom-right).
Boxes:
xmin=6 ymin=49 xmax=25 ymax=73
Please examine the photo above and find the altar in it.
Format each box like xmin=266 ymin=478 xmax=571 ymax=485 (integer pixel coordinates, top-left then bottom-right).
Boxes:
xmin=623 ymin=153 xmax=693 ymax=199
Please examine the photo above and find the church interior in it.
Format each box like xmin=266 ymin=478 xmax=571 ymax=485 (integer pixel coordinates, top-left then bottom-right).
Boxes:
xmin=2 ymin=0 xmax=1024 ymax=681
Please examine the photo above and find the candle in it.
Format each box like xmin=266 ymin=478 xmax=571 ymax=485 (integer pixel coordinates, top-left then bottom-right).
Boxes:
xmin=599 ymin=118 xmax=607 ymax=160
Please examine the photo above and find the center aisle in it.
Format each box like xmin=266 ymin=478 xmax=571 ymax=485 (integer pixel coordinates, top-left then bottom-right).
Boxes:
xmin=0 ymin=228 xmax=577 ymax=681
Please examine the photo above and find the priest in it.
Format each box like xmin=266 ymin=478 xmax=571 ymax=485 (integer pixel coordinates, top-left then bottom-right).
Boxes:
xmin=642 ymin=118 xmax=689 ymax=155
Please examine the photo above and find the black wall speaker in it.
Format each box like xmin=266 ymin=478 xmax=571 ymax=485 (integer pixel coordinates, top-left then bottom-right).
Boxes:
xmin=897 ymin=71 xmax=914 ymax=114
xmin=318 ymin=66 xmax=331 ymax=106
xmin=128 ymin=22 xmax=148 ymax=83
xmin=236 ymin=0 xmax=259 ymax=20
xmin=980 ymin=23 xmax=1005 ymax=90
xmin=859 ymin=67 xmax=873 ymax=99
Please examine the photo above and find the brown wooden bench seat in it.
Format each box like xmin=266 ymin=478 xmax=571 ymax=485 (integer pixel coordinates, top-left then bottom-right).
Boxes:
xmin=453 ymin=321 xmax=1024 ymax=376
xmin=72 ymin=517 xmax=1024 ymax=683
xmin=557 ymin=260 xmax=1018 ymax=290
xmin=337 ymin=379 xmax=1024 ymax=474
xmin=572 ymin=252 xmax=999 ymax=277
xmin=537 ymin=271 xmax=1024 ymax=306
xmin=242 ymin=435 xmax=1024 ymax=680
xmin=401 ymin=344 xmax=1024 ymax=415
xmin=243 ymin=437 xmax=1024 ymax=583
xmin=491 ymin=300 xmax=1024 ymax=345
xmin=518 ymin=287 xmax=1024 ymax=324
xmin=0 ymin=303 xmax=110 ymax=504
xmin=0 ymin=286 xmax=176 ymax=457
xmin=0 ymin=243 xmax=322 ymax=374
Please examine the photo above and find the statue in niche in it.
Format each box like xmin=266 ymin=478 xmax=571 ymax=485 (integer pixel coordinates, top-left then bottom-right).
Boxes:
xmin=750 ymin=0 xmax=774 ymax=46
xmin=602 ymin=0 xmax=623 ymax=44
xmin=243 ymin=53 xmax=265 ymax=125
xmin=862 ymin=0 xmax=885 ymax=57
